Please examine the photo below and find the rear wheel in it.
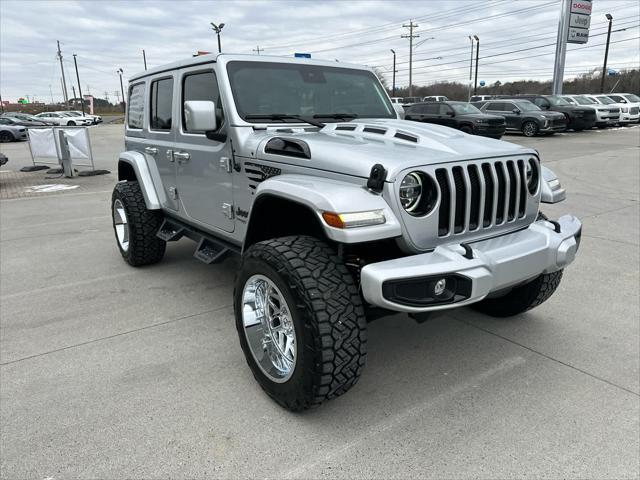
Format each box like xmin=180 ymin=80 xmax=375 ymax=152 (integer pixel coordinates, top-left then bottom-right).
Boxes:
xmin=111 ymin=181 xmax=166 ymax=266
xmin=235 ymin=236 xmax=367 ymax=411
xmin=472 ymin=270 xmax=563 ymax=317
xmin=67 ymin=121 xmax=76 ymax=126
xmin=522 ymin=121 xmax=539 ymax=137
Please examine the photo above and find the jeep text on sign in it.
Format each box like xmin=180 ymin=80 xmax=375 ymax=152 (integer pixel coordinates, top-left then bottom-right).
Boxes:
xmin=569 ymin=12 xmax=591 ymax=29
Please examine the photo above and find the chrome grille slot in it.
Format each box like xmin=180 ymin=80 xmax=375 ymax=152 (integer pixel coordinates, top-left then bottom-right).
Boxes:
xmin=436 ymin=159 xmax=529 ymax=237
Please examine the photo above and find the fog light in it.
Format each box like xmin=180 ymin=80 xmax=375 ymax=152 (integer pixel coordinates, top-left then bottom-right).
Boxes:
xmin=434 ymin=278 xmax=447 ymax=296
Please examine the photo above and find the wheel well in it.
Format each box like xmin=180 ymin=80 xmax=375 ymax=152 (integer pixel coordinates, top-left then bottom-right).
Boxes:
xmin=244 ymin=195 xmax=327 ymax=249
xmin=118 ymin=160 xmax=137 ymax=181
xmin=459 ymin=122 xmax=473 ymax=130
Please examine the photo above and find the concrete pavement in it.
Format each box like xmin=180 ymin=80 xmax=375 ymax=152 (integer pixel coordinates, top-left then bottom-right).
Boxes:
xmin=0 ymin=125 xmax=638 ymax=479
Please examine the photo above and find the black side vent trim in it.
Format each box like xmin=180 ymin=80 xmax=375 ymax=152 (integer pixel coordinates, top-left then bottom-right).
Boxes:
xmin=394 ymin=132 xmax=418 ymax=142
xmin=335 ymin=125 xmax=357 ymax=131
xmin=363 ymin=127 xmax=387 ymax=135
xmin=264 ymin=137 xmax=310 ymax=159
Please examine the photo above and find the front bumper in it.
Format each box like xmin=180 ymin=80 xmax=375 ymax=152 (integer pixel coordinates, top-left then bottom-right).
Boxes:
xmin=473 ymin=124 xmax=506 ymax=137
xmin=361 ymin=215 xmax=582 ymax=313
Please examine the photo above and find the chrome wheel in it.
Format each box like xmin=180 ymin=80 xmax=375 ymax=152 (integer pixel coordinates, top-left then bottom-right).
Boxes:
xmin=241 ymin=274 xmax=296 ymax=383
xmin=113 ymin=198 xmax=130 ymax=252
xmin=523 ymin=122 xmax=537 ymax=137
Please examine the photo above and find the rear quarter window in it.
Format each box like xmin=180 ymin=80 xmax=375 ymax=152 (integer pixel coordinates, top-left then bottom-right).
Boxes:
xmin=128 ymin=83 xmax=145 ymax=129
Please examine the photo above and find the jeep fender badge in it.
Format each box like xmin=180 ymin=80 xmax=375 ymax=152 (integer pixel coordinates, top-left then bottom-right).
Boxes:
xmin=367 ymin=163 xmax=387 ymax=193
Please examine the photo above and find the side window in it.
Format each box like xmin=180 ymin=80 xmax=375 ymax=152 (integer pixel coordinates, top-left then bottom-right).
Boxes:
xmin=485 ymin=102 xmax=501 ymax=111
xmin=150 ymin=77 xmax=174 ymax=131
xmin=424 ymin=104 xmax=439 ymax=114
xmin=182 ymin=70 xmax=224 ymax=132
xmin=438 ymin=104 xmax=453 ymax=115
xmin=128 ymin=83 xmax=145 ymax=129
xmin=533 ymin=98 xmax=547 ymax=108
xmin=504 ymin=103 xmax=515 ymax=111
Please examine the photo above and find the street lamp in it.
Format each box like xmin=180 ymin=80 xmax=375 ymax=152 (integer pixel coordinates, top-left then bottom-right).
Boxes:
xmin=72 ymin=54 xmax=86 ymax=115
xmin=600 ymin=14 xmax=613 ymax=93
xmin=468 ymin=35 xmax=474 ymax=101
xmin=390 ymin=49 xmax=396 ymax=96
xmin=473 ymin=35 xmax=480 ymax=95
xmin=210 ymin=22 xmax=225 ymax=53
xmin=117 ymin=68 xmax=125 ymax=113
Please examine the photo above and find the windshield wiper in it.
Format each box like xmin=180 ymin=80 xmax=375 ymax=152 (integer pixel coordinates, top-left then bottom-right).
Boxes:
xmin=312 ymin=113 xmax=359 ymax=120
xmin=244 ymin=113 xmax=325 ymax=128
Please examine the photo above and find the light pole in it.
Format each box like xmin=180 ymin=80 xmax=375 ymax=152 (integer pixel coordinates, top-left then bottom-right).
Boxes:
xmin=390 ymin=49 xmax=396 ymax=96
xmin=117 ymin=68 xmax=125 ymax=113
xmin=600 ymin=14 xmax=613 ymax=93
xmin=210 ymin=22 xmax=225 ymax=53
xmin=143 ymin=49 xmax=147 ymax=70
xmin=72 ymin=54 xmax=86 ymax=115
xmin=473 ymin=35 xmax=480 ymax=95
xmin=468 ymin=36 xmax=474 ymax=100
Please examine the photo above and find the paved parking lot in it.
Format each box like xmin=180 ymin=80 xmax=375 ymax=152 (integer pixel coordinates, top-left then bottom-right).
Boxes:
xmin=1 ymin=124 xmax=639 ymax=479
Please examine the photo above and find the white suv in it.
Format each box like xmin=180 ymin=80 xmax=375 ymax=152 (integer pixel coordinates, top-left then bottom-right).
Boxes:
xmin=605 ymin=93 xmax=640 ymax=123
xmin=35 ymin=112 xmax=92 ymax=126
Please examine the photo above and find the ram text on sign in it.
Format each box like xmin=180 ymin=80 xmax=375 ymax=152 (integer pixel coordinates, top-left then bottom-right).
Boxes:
xmin=568 ymin=27 xmax=589 ymax=43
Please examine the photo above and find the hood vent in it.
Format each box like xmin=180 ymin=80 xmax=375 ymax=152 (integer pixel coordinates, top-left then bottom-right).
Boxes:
xmin=327 ymin=122 xmax=419 ymax=144
xmin=264 ymin=137 xmax=311 ymax=159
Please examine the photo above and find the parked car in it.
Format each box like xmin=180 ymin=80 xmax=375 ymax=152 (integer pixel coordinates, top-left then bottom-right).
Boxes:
xmin=603 ymin=93 xmax=640 ymax=123
xmin=508 ymin=95 xmax=596 ymax=131
xmin=65 ymin=110 xmax=103 ymax=124
xmin=422 ymin=96 xmax=448 ymax=102
xmin=583 ymin=95 xmax=636 ymax=125
xmin=402 ymin=96 xmax=422 ymax=105
xmin=469 ymin=95 xmax=508 ymax=102
xmin=404 ymin=101 xmax=505 ymax=139
xmin=35 ymin=112 xmax=92 ymax=126
xmin=111 ymin=53 xmax=581 ymax=411
xmin=0 ymin=116 xmax=51 ymax=127
xmin=474 ymin=99 xmax=566 ymax=136
xmin=560 ymin=95 xmax=619 ymax=128
xmin=0 ymin=123 xmax=27 ymax=142
xmin=390 ymin=97 xmax=404 ymax=104
xmin=1 ymin=112 xmax=56 ymax=126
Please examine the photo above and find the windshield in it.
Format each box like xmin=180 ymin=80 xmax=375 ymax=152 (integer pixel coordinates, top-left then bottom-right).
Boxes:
xmin=227 ymin=61 xmax=395 ymax=122
xmin=514 ymin=101 xmax=541 ymax=112
xmin=595 ymin=96 xmax=615 ymax=105
xmin=624 ymin=94 xmax=640 ymax=102
xmin=547 ymin=96 xmax=570 ymax=106
xmin=574 ymin=96 xmax=596 ymax=105
xmin=450 ymin=102 xmax=481 ymax=114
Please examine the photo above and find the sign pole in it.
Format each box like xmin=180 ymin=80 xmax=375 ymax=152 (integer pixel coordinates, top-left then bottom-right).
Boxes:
xmin=552 ymin=0 xmax=570 ymax=95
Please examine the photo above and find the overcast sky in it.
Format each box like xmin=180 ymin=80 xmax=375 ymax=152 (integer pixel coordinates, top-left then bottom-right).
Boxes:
xmin=1 ymin=0 xmax=638 ymax=103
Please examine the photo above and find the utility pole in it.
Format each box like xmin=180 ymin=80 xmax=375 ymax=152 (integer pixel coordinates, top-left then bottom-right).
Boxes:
xmin=600 ymin=14 xmax=613 ymax=93
xmin=401 ymin=20 xmax=419 ymax=97
xmin=468 ymin=36 xmax=474 ymax=100
xmin=71 ymin=86 xmax=76 ymax=104
xmin=104 ymin=91 xmax=110 ymax=104
xmin=49 ymin=85 xmax=54 ymax=104
xmin=60 ymin=77 xmax=65 ymax=104
xmin=210 ymin=22 xmax=225 ymax=53
xmin=0 ymin=94 xmax=3 ymax=113
xmin=253 ymin=45 xmax=263 ymax=55
xmin=73 ymin=54 xmax=86 ymax=115
xmin=117 ymin=68 xmax=125 ymax=113
xmin=473 ymin=35 xmax=480 ymax=95
xmin=56 ymin=40 xmax=69 ymax=106
xmin=552 ymin=0 xmax=570 ymax=95
xmin=143 ymin=49 xmax=147 ymax=70
xmin=390 ymin=49 xmax=397 ymax=97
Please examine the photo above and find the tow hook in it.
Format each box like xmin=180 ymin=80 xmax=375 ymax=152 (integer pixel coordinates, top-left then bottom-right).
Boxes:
xmin=459 ymin=242 xmax=474 ymax=259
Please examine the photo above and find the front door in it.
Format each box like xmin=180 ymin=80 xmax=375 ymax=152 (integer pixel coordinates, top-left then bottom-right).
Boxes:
xmin=174 ymin=65 xmax=234 ymax=233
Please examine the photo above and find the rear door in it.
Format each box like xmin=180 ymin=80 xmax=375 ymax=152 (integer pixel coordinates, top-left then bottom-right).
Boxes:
xmin=439 ymin=104 xmax=457 ymax=128
xmin=174 ymin=65 xmax=234 ymax=232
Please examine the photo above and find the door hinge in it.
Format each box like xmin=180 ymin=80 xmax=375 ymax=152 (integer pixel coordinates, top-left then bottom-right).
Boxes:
xmin=169 ymin=186 xmax=178 ymax=200
xmin=222 ymin=203 xmax=234 ymax=219
xmin=220 ymin=156 xmax=232 ymax=173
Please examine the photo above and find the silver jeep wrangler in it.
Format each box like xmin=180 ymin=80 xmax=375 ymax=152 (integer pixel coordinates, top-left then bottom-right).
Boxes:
xmin=112 ymin=54 xmax=581 ymax=411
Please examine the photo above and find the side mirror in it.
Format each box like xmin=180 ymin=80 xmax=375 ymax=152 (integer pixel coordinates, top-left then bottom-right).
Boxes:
xmin=184 ymin=100 xmax=217 ymax=132
xmin=512 ymin=108 xmax=521 ymax=114
xmin=446 ymin=110 xmax=455 ymax=117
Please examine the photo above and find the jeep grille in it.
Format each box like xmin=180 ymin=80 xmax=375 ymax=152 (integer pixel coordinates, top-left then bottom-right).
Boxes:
xmin=435 ymin=159 xmax=528 ymax=237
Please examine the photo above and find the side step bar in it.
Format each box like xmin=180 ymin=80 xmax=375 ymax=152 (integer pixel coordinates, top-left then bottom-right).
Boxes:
xmin=156 ymin=217 xmax=240 ymax=264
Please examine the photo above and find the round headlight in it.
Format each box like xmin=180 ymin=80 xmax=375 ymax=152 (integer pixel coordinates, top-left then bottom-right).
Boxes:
xmin=399 ymin=172 xmax=438 ymax=216
xmin=526 ymin=158 xmax=539 ymax=194
xmin=399 ymin=172 xmax=422 ymax=212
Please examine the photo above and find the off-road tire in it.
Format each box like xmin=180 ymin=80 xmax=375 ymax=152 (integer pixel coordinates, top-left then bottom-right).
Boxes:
xmin=522 ymin=121 xmax=539 ymax=137
xmin=460 ymin=125 xmax=473 ymax=134
xmin=234 ymin=236 xmax=367 ymax=411
xmin=111 ymin=181 xmax=166 ymax=266
xmin=471 ymin=270 xmax=563 ymax=317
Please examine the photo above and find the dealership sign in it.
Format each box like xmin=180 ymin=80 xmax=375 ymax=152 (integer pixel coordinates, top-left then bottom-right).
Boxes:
xmin=567 ymin=0 xmax=592 ymax=43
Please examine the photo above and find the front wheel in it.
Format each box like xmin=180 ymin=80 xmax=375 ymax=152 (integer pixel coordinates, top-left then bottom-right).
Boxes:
xmin=460 ymin=125 xmax=473 ymax=134
xmin=67 ymin=121 xmax=76 ymax=126
xmin=522 ymin=121 xmax=539 ymax=137
xmin=111 ymin=181 xmax=166 ymax=266
xmin=0 ymin=131 xmax=13 ymax=143
xmin=472 ymin=270 xmax=563 ymax=317
xmin=234 ymin=236 xmax=367 ymax=411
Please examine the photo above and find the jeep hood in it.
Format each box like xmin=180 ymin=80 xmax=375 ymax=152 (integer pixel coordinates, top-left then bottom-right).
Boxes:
xmin=248 ymin=119 xmax=536 ymax=181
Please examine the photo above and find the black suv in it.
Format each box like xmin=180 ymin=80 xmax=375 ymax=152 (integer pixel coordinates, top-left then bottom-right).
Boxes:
xmin=404 ymin=101 xmax=506 ymax=139
xmin=507 ymin=95 xmax=596 ymax=131
xmin=474 ymin=99 xmax=566 ymax=137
